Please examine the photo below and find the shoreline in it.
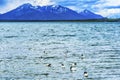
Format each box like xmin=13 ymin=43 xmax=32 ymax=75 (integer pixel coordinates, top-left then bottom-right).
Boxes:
xmin=0 ymin=20 xmax=119 ymax=22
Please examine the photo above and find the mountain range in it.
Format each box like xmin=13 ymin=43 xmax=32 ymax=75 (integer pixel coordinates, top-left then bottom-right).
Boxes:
xmin=0 ymin=3 xmax=104 ymax=20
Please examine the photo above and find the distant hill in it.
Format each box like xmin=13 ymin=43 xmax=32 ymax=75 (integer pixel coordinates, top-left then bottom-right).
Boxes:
xmin=0 ymin=3 xmax=104 ymax=21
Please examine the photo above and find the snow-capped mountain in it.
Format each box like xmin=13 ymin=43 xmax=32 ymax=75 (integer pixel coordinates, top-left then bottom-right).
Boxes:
xmin=0 ymin=3 xmax=104 ymax=20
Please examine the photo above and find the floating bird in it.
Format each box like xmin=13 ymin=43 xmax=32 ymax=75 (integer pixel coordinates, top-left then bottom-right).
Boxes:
xmin=43 ymin=51 xmax=45 ymax=53
xmin=84 ymin=71 xmax=88 ymax=77
xmin=46 ymin=64 xmax=51 ymax=67
xmin=70 ymin=63 xmax=77 ymax=72
xmin=70 ymin=66 xmax=76 ymax=72
xmin=81 ymin=54 xmax=84 ymax=60
xmin=39 ymin=56 xmax=43 ymax=61
xmin=43 ymin=51 xmax=47 ymax=54
xmin=61 ymin=63 xmax=65 ymax=69
xmin=41 ymin=73 xmax=49 ymax=77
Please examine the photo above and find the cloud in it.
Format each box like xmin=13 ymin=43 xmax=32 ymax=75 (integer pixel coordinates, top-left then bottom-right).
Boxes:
xmin=87 ymin=0 xmax=120 ymax=17
xmin=96 ymin=8 xmax=120 ymax=18
xmin=33 ymin=0 xmax=55 ymax=6
xmin=102 ymin=0 xmax=120 ymax=6
xmin=105 ymin=5 xmax=120 ymax=9
xmin=81 ymin=0 xmax=99 ymax=5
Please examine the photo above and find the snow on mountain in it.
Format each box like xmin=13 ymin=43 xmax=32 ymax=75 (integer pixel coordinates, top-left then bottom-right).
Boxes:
xmin=79 ymin=9 xmax=103 ymax=19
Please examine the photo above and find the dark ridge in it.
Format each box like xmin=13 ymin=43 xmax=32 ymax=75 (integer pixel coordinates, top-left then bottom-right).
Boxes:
xmin=0 ymin=19 xmax=108 ymax=22
xmin=0 ymin=18 xmax=119 ymax=22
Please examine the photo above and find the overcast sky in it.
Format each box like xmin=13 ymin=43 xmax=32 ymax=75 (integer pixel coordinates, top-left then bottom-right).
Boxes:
xmin=0 ymin=0 xmax=120 ymax=18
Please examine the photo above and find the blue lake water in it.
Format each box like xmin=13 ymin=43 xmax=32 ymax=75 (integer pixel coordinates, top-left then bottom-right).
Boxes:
xmin=0 ymin=22 xmax=120 ymax=80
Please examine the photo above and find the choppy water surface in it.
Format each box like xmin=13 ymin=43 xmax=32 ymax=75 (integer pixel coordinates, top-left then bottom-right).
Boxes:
xmin=0 ymin=22 xmax=120 ymax=80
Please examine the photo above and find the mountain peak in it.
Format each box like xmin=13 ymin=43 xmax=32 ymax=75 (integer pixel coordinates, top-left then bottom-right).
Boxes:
xmin=17 ymin=3 xmax=34 ymax=10
xmin=19 ymin=3 xmax=32 ymax=8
